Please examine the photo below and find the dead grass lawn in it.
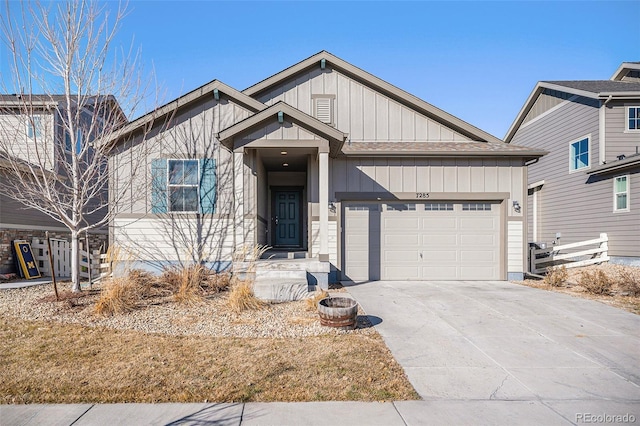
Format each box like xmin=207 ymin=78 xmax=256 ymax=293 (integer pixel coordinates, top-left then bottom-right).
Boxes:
xmin=0 ymin=316 xmax=418 ymax=404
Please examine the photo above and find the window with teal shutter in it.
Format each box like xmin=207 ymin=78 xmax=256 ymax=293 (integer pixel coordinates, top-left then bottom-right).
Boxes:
xmin=151 ymin=159 xmax=167 ymax=213
xmin=199 ymin=158 xmax=216 ymax=213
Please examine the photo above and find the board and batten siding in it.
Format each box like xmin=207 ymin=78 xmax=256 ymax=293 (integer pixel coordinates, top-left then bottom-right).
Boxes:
xmin=604 ymin=100 xmax=640 ymax=163
xmin=255 ymin=66 xmax=472 ymax=143
xmin=511 ymin=95 xmax=640 ymax=258
xmin=110 ymin=96 xmax=255 ymax=268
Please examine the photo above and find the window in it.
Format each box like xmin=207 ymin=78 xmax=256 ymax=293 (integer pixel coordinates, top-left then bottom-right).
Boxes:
xmin=614 ymin=175 xmax=629 ymax=212
xmin=65 ymin=129 xmax=82 ymax=153
xmin=386 ymin=203 xmax=416 ymax=211
xmin=27 ymin=116 xmax=43 ymax=138
xmin=569 ymin=136 xmax=590 ymax=171
xmin=151 ymin=158 xmax=216 ymax=214
xmin=462 ymin=203 xmax=492 ymax=211
xmin=627 ymin=106 xmax=640 ymax=131
xmin=168 ymin=160 xmax=199 ymax=212
xmin=424 ymin=203 xmax=453 ymax=211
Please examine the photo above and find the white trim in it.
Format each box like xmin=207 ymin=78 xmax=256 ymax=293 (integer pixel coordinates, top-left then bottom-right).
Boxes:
xmin=568 ymin=134 xmax=591 ymax=174
xmin=599 ymin=100 xmax=606 ymax=164
xmin=625 ymin=105 xmax=640 ymax=132
xmin=167 ymin=158 xmax=200 ymax=213
xmin=527 ymin=180 xmax=545 ymax=190
xmin=520 ymin=95 xmax=579 ymax=130
xmin=613 ymin=175 xmax=630 ymax=213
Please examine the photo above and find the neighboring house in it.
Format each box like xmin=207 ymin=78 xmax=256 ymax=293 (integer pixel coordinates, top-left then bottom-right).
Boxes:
xmin=505 ymin=62 xmax=640 ymax=266
xmin=0 ymin=95 xmax=121 ymax=274
xmin=108 ymin=51 xmax=545 ymax=284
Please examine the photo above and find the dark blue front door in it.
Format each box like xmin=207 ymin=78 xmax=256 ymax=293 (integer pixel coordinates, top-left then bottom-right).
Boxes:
xmin=274 ymin=190 xmax=300 ymax=247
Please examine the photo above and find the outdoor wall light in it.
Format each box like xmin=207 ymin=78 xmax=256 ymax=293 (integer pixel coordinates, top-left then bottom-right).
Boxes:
xmin=277 ymin=111 xmax=284 ymax=124
xmin=329 ymin=201 xmax=336 ymax=213
xmin=512 ymin=200 xmax=521 ymax=213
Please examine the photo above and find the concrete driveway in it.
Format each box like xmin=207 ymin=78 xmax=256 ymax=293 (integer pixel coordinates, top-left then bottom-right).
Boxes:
xmin=346 ymin=280 xmax=640 ymax=424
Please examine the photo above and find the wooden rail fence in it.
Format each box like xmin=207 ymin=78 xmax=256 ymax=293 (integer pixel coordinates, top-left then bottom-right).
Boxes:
xmin=30 ymin=237 xmax=111 ymax=282
xmin=529 ymin=233 xmax=609 ymax=274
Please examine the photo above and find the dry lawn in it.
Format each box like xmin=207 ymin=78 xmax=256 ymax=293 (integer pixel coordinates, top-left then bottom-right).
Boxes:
xmin=515 ymin=263 xmax=640 ymax=315
xmin=0 ymin=317 xmax=416 ymax=404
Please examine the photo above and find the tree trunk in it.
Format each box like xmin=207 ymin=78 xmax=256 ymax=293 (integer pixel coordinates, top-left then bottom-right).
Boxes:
xmin=71 ymin=231 xmax=81 ymax=292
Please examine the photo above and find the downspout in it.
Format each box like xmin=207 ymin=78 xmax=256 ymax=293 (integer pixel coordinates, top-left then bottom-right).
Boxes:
xmin=599 ymin=95 xmax=613 ymax=165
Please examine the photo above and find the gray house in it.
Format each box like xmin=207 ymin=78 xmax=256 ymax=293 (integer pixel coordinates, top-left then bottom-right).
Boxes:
xmin=108 ymin=51 xmax=544 ymax=284
xmin=505 ymin=62 xmax=640 ymax=266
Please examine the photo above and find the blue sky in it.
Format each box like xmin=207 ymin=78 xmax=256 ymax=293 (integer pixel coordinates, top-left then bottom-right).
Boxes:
xmin=4 ymin=1 xmax=640 ymax=139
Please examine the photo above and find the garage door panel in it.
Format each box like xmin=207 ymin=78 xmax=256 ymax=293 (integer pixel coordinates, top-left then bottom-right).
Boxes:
xmin=425 ymin=250 xmax=457 ymax=261
xmin=460 ymin=218 xmax=496 ymax=230
xmin=384 ymin=218 xmax=420 ymax=230
xmin=385 ymin=235 xmax=419 ymax=246
xmin=460 ymin=250 xmax=495 ymax=262
xmin=384 ymin=266 xmax=420 ymax=280
xmin=423 ymin=234 xmax=458 ymax=246
xmin=460 ymin=267 xmax=496 ymax=280
xmin=422 ymin=217 xmax=457 ymax=229
xmin=460 ymin=234 xmax=496 ymax=245
xmin=384 ymin=251 xmax=420 ymax=261
xmin=421 ymin=266 xmax=458 ymax=280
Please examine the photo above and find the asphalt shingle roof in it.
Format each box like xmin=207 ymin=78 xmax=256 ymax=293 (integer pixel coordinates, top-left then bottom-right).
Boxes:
xmin=341 ymin=141 xmax=545 ymax=156
xmin=544 ymin=80 xmax=640 ymax=94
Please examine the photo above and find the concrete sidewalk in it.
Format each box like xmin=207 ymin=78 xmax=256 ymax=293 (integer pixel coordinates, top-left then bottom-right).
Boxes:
xmin=1 ymin=400 xmax=605 ymax=425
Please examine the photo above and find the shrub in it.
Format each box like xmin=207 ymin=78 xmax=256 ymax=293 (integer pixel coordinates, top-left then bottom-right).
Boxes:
xmin=305 ymin=289 xmax=329 ymax=311
xmin=169 ymin=265 xmax=206 ymax=305
xmin=207 ymin=272 xmax=231 ymax=293
xmin=94 ymin=276 xmax=140 ymax=316
xmin=579 ymin=269 xmax=612 ymax=295
xmin=543 ymin=266 xmax=568 ymax=288
xmin=227 ymin=277 xmax=265 ymax=313
xmin=615 ymin=267 xmax=640 ymax=297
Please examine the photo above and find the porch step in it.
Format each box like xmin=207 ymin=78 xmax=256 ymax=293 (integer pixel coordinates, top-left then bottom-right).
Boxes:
xmin=234 ymin=258 xmax=330 ymax=302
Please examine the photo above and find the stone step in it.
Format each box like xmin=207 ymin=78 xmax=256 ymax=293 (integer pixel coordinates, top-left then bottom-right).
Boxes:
xmin=253 ymin=279 xmax=311 ymax=302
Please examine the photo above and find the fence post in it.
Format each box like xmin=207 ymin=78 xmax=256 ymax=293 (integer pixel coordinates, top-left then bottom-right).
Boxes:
xmin=599 ymin=233 xmax=608 ymax=260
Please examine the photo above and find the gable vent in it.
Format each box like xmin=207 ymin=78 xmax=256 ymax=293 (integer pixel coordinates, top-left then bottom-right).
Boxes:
xmin=314 ymin=97 xmax=332 ymax=125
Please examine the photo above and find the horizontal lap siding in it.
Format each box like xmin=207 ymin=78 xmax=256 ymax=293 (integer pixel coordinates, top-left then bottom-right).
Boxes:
xmin=605 ymin=101 xmax=640 ymax=162
xmin=113 ymin=218 xmax=235 ymax=263
xmin=508 ymin=221 xmax=524 ymax=272
xmin=311 ymin=220 xmax=338 ymax=264
xmin=512 ymin=96 xmax=640 ymax=257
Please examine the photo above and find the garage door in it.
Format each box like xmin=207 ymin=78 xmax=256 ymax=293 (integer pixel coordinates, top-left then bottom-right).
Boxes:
xmin=343 ymin=201 xmax=502 ymax=281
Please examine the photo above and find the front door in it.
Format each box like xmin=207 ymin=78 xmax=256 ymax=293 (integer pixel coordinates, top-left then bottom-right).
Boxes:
xmin=274 ymin=190 xmax=301 ymax=247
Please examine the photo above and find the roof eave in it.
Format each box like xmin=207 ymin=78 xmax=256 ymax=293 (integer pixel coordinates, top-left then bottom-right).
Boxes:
xmin=341 ymin=149 xmax=547 ymax=159
xmin=586 ymin=156 xmax=640 ymax=175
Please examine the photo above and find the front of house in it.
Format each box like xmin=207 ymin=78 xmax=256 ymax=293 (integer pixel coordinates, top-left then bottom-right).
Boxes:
xmin=109 ymin=52 xmax=544 ymax=284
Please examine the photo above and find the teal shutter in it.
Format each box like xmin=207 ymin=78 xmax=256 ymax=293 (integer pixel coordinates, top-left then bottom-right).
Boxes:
xmin=200 ymin=158 xmax=216 ymax=214
xmin=151 ymin=159 xmax=167 ymax=213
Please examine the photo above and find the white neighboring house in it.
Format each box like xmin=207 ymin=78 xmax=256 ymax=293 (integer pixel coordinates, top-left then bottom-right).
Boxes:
xmin=505 ymin=62 xmax=640 ymax=266
xmin=108 ymin=51 xmax=545 ymax=285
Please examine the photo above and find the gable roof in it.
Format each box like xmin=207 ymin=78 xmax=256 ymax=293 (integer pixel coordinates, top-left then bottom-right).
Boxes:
xmin=218 ymin=101 xmax=347 ymax=157
xmin=103 ymin=80 xmax=266 ymax=148
xmin=243 ymin=51 xmax=504 ymax=144
xmin=504 ymin=76 xmax=640 ymax=143
xmin=611 ymin=62 xmax=640 ymax=81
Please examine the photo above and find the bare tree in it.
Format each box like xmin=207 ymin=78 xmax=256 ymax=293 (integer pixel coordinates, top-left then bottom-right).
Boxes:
xmin=0 ymin=0 xmax=152 ymax=291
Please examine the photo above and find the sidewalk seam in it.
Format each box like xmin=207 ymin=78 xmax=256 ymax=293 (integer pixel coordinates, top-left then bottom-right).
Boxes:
xmin=68 ymin=404 xmax=95 ymax=426
xmin=392 ymin=401 xmax=409 ymax=426
xmin=239 ymin=402 xmax=246 ymax=425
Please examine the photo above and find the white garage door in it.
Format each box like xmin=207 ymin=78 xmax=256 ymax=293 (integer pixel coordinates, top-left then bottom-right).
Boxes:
xmin=343 ymin=201 xmax=502 ymax=281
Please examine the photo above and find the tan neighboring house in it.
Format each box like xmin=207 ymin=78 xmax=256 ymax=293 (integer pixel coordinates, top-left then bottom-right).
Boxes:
xmin=108 ymin=51 xmax=545 ymax=285
xmin=505 ymin=62 xmax=640 ymax=266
